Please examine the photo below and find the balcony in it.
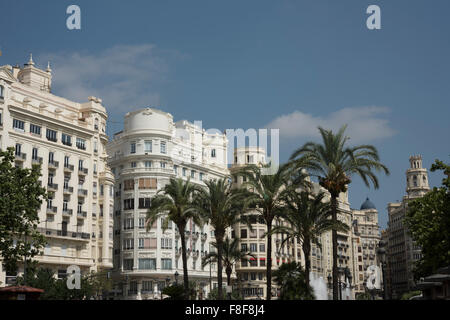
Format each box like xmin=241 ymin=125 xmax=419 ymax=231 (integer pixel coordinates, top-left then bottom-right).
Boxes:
xmin=77 ymin=211 xmax=87 ymax=218
xmin=46 ymin=206 xmax=57 ymax=214
xmin=63 ymin=186 xmax=73 ymax=194
xmin=192 ymin=250 xmax=199 ymax=258
xmin=48 ymin=161 xmax=59 ymax=169
xmin=62 ymin=209 xmax=73 ymax=217
xmin=192 ymin=232 xmax=199 ymax=240
xmin=78 ymin=189 xmax=88 ymax=197
xmin=201 ymin=233 xmax=207 ymax=241
xmin=38 ymin=227 xmax=90 ymax=240
xmin=15 ymin=153 xmax=26 ymax=161
xmin=32 ymin=157 xmax=43 ymax=165
xmin=64 ymin=164 xmax=74 ymax=172
xmin=47 ymin=183 xmax=58 ymax=191
xmin=78 ymin=168 xmax=88 ymax=175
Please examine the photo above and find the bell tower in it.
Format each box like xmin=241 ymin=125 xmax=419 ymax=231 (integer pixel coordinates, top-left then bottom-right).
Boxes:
xmin=406 ymin=155 xmax=430 ymax=198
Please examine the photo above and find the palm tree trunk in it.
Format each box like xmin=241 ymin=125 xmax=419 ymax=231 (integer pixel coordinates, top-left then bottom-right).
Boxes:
xmin=331 ymin=195 xmax=339 ymax=300
xmin=303 ymin=240 xmax=311 ymax=288
xmin=266 ymin=218 xmax=272 ymax=300
xmin=179 ymin=225 xmax=189 ymax=299
xmin=216 ymin=236 xmax=224 ymax=300
xmin=226 ymin=266 xmax=232 ymax=286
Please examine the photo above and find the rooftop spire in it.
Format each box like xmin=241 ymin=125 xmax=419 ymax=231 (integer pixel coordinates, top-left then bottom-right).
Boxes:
xmin=46 ymin=61 xmax=52 ymax=73
xmin=27 ymin=53 xmax=35 ymax=66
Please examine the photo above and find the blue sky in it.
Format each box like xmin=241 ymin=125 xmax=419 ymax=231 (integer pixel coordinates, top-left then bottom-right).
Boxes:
xmin=1 ymin=0 xmax=449 ymax=228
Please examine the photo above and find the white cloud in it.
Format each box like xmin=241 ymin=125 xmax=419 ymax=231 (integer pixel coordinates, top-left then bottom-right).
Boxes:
xmin=37 ymin=44 xmax=180 ymax=117
xmin=265 ymin=106 xmax=395 ymax=143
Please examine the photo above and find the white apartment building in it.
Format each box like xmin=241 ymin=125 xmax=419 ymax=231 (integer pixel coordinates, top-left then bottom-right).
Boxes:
xmin=0 ymin=56 xmax=114 ymax=286
xmin=106 ymin=107 xmax=230 ymax=299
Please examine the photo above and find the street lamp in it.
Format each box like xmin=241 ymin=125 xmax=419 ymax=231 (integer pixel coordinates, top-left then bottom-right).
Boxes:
xmin=327 ymin=274 xmax=333 ymax=300
xmin=174 ymin=271 xmax=179 ymax=285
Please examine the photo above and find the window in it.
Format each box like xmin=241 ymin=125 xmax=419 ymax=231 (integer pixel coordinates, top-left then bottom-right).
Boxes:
xmin=61 ymin=157 xmax=69 ymax=169
xmin=62 ymin=133 xmax=71 ymax=146
xmin=160 ymin=141 xmax=166 ymax=154
xmin=131 ymin=162 xmax=137 ymax=168
xmin=199 ymin=173 xmax=204 ymax=181
xmin=241 ymin=244 xmax=248 ymax=251
xmin=130 ymin=142 xmax=136 ymax=154
xmin=124 ymin=218 xmax=134 ymax=230
xmin=15 ymin=143 xmax=21 ymax=156
xmin=138 ymin=218 xmax=146 ymax=229
xmin=161 ymin=258 xmax=172 ymax=270
xmin=173 ymin=165 xmax=178 ymax=174
xmin=48 ymin=152 xmax=54 ymax=164
xmin=123 ymin=238 xmax=134 ymax=250
xmin=260 ymin=259 xmax=266 ymax=267
xmin=78 ymin=159 xmax=83 ymax=170
xmin=250 ymin=243 xmax=257 ymax=252
xmin=139 ymin=258 xmax=156 ymax=270
xmin=211 ymin=149 xmax=216 ymax=157
xmin=30 ymin=124 xmax=41 ymax=135
xmin=144 ymin=140 xmax=152 ymax=152
xmin=191 ymin=170 xmax=195 ymax=179
xmin=240 ymin=229 xmax=247 ymax=239
xmin=138 ymin=178 xmax=157 ymax=189
xmin=241 ymin=259 xmax=248 ymax=267
xmin=124 ymin=198 xmax=134 ymax=210
xmin=123 ymin=259 xmax=133 ymax=270
xmin=46 ymin=129 xmax=57 ymax=142
xmin=138 ymin=198 xmax=151 ymax=209
xmin=0 ymin=85 xmax=3 ymax=98
xmin=13 ymin=119 xmax=25 ymax=131
xmin=250 ymin=272 xmax=256 ymax=280
xmin=259 ymin=244 xmax=265 ymax=252
xmin=161 ymin=238 xmax=172 ymax=249
xmin=124 ymin=179 xmax=134 ymax=191
xmin=145 ymin=161 xmax=152 ymax=168
xmin=142 ymin=281 xmax=153 ymax=293
xmin=32 ymin=148 xmax=38 ymax=160
xmin=76 ymin=137 xmax=86 ymax=150
xmin=182 ymin=168 xmax=187 ymax=176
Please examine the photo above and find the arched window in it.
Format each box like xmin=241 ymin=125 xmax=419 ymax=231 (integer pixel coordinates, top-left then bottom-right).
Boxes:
xmin=413 ymin=175 xmax=417 ymax=187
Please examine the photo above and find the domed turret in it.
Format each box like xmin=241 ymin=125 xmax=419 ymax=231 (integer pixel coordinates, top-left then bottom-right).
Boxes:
xmin=360 ymin=197 xmax=376 ymax=210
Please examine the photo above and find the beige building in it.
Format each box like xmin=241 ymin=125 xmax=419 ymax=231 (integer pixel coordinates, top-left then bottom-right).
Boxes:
xmin=350 ymin=198 xmax=381 ymax=296
xmin=386 ymin=155 xmax=429 ymax=299
xmin=106 ymin=107 xmax=230 ymax=299
xmin=0 ymin=56 xmax=114 ymax=286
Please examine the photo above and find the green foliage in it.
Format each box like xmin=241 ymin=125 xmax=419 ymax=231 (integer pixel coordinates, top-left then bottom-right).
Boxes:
xmin=235 ymin=163 xmax=295 ymax=300
xmin=0 ymin=147 xmax=48 ymax=272
xmin=401 ymin=290 xmax=421 ymax=300
xmin=162 ymin=284 xmax=186 ymax=300
xmin=202 ymin=237 xmax=255 ymax=290
xmin=271 ymin=191 xmax=349 ymax=285
xmin=207 ymin=287 xmax=243 ymax=300
xmin=273 ymin=262 xmax=315 ymax=300
xmin=405 ymin=158 xmax=450 ymax=278
xmin=288 ymin=125 xmax=389 ymax=299
xmin=16 ymin=267 xmax=112 ymax=300
xmin=193 ymin=178 xmax=248 ymax=299
xmin=356 ymin=292 xmax=373 ymax=300
xmin=146 ymin=178 xmax=202 ymax=297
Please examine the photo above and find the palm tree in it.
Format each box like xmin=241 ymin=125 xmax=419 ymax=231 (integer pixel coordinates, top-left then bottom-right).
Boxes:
xmin=271 ymin=190 xmax=349 ymax=287
xmin=236 ymin=163 xmax=302 ymax=300
xmin=289 ymin=125 xmax=389 ymax=300
xmin=273 ymin=262 xmax=315 ymax=300
xmin=202 ymin=237 xmax=255 ymax=290
xmin=193 ymin=178 xmax=247 ymax=299
xmin=146 ymin=178 xmax=202 ymax=298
